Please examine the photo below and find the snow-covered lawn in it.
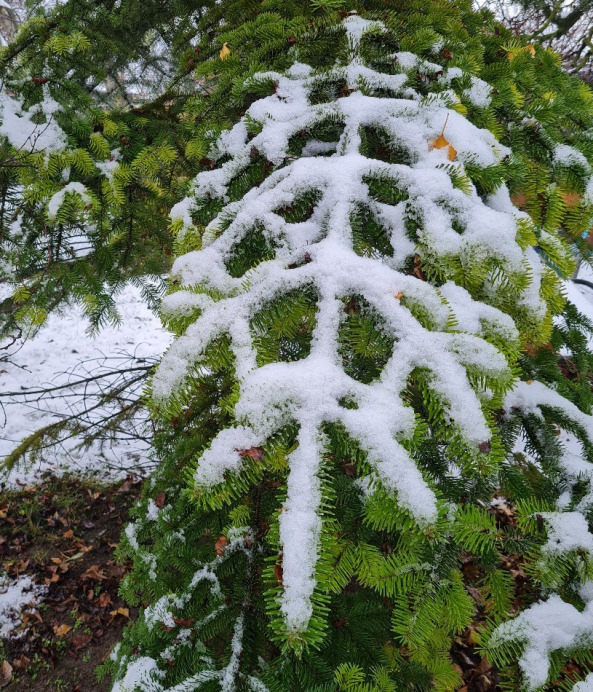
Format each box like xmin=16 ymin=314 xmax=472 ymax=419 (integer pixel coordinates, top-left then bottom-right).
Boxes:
xmin=0 ymin=284 xmax=172 ymax=487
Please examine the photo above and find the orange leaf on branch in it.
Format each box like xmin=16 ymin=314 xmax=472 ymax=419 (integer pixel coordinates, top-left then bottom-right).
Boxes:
xmin=430 ymin=114 xmax=457 ymax=161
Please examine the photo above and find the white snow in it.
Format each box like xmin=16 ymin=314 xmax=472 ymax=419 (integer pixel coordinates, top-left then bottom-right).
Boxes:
xmin=490 ymin=594 xmax=593 ymax=690
xmin=540 ymin=511 xmax=593 ymax=554
xmin=504 ymin=379 xmax=593 ymax=442
xmin=0 ymin=86 xmax=67 ymax=154
xmin=111 ymin=656 xmax=165 ymax=692
xmin=464 ymin=76 xmax=492 ymax=108
xmin=574 ymin=675 xmax=593 ymax=691
xmin=47 ymin=181 xmax=92 ymax=220
xmin=0 ymin=283 xmax=172 ymax=485
xmin=0 ymin=573 xmax=46 ymax=639
xmin=554 ymin=143 xmax=590 ymax=171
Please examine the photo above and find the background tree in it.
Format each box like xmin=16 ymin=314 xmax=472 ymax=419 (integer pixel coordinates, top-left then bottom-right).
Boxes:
xmin=477 ymin=0 xmax=593 ymax=82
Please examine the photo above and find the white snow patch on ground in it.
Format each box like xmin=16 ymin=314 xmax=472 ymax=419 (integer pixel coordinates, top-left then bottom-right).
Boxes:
xmin=0 ymin=283 xmax=172 ymax=486
xmin=566 ymin=261 xmax=593 ymax=341
xmin=0 ymin=574 xmax=47 ymax=639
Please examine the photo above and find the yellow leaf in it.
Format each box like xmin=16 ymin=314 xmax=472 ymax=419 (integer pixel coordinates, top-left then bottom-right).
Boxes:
xmin=430 ymin=126 xmax=457 ymax=162
xmin=219 ymin=43 xmax=230 ymax=61
xmin=432 ymin=134 xmax=449 ymax=150
xmin=53 ymin=624 xmax=72 ymax=637
xmin=110 ymin=607 xmax=130 ymax=618
xmin=526 ymin=44 xmax=535 ymax=57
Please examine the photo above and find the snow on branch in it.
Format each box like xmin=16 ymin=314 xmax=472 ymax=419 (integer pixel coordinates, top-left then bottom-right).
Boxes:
xmin=154 ymin=14 xmax=560 ymax=635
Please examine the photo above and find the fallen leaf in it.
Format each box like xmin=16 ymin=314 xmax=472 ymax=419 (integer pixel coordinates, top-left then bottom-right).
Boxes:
xmin=63 ymin=529 xmax=74 ymax=539
xmin=0 ymin=661 xmax=11 ymax=688
xmin=238 ymin=447 xmax=265 ymax=461
xmin=66 ymin=551 xmax=85 ymax=562
xmin=98 ymin=592 xmax=112 ymax=608
xmin=154 ymin=491 xmax=166 ymax=508
xmin=173 ymin=616 xmax=194 ymax=627
xmin=82 ymin=564 xmax=107 ymax=580
xmin=53 ymin=624 xmax=72 ymax=637
xmin=219 ymin=42 xmax=231 ymax=60
xmin=71 ymin=634 xmax=92 ymax=651
xmin=395 ymin=291 xmax=403 ymax=300
xmin=215 ymin=535 xmax=229 ymax=556
xmin=110 ymin=607 xmax=129 ymax=618
xmin=11 ymin=656 xmax=30 ymax=671
xmin=430 ymin=114 xmax=457 ymax=161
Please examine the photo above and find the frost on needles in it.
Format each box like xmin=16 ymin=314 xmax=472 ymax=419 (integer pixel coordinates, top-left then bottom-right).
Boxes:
xmin=109 ymin=12 xmax=593 ymax=691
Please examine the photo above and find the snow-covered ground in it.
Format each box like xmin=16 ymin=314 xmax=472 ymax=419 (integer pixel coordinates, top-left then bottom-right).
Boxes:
xmin=0 ymin=573 xmax=46 ymax=639
xmin=0 ymin=283 xmax=172 ymax=487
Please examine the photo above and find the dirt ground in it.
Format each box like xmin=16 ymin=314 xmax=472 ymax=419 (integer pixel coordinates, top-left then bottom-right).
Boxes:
xmin=0 ymin=473 xmax=143 ymax=690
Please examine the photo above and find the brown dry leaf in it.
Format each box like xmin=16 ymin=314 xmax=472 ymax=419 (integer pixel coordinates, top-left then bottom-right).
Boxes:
xmin=154 ymin=491 xmax=166 ymax=508
xmin=63 ymin=529 xmax=74 ymax=539
xmin=173 ymin=616 xmax=194 ymax=627
xmin=561 ymin=191 xmax=581 ymax=208
xmin=238 ymin=447 xmax=265 ymax=461
xmin=98 ymin=592 xmax=113 ymax=608
xmin=82 ymin=564 xmax=107 ymax=580
xmin=53 ymin=624 xmax=72 ymax=637
xmin=0 ymin=661 xmax=12 ymax=688
xmin=11 ymin=656 xmax=30 ymax=672
xmin=395 ymin=291 xmax=403 ymax=300
xmin=219 ymin=42 xmax=230 ymax=60
xmin=511 ymin=191 xmax=527 ymax=208
xmin=215 ymin=535 xmax=229 ymax=556
xmin=71 ymin=634 xmax=92 ymax=651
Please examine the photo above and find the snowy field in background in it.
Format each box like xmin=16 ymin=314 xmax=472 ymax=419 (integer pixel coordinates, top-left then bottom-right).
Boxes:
xmin=0 ymin=265 xmax=592 ymax=489
xmin=0 ymin=284 xmax=172 ymax=487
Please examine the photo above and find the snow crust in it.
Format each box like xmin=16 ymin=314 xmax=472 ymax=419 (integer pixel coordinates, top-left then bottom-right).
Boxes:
xmin=154 ymin=13 xmax=553 ymax=635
